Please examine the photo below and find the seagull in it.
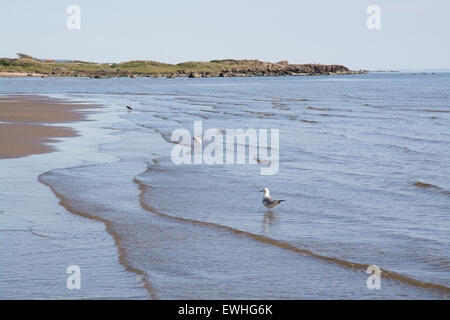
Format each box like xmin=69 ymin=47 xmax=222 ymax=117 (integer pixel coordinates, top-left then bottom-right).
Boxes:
xmin=126 ymin=105 xmax=133 ymax=111
xmin=193 ymin=136 xmax=202 ymax=144
xmin=260 ymin=188 xmax=284 ymax=210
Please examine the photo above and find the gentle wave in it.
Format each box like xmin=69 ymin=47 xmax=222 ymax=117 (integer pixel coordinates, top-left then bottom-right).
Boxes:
xmin=307 ymin=106 xmax=331 ymax=111
xmin=134 ymin=163 xmax=450 ymax=295
xmin=413 ymin=181 xmax=450 ymax=195
xmin=425 ymin=109 xmax=450 ymax=113
xmin=38 ymin=171 xmax=158 ymax=299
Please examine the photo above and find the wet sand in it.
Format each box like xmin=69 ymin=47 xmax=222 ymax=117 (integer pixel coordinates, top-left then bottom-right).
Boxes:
xmin=0 ymin=95 xmax=94 ymax=159
xmin=0 ymin=94 xmax=148 ymax=299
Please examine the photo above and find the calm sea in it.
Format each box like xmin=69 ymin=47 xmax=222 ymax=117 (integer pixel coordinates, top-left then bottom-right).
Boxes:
xmin=2 ymin=72 xmax=449 ymax=298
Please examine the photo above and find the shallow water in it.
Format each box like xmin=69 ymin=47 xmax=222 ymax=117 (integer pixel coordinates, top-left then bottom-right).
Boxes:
xmin=1 ymin=73 xmax=449 ymax=299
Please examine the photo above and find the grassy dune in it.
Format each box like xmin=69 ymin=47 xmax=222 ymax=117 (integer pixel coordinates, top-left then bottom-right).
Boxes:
xmin=0 ymin=55 xmax=364 ymax=78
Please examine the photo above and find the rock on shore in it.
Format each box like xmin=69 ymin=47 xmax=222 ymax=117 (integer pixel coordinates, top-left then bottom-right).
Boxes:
xmin=0 ymin=55 xmax=366 ymax=78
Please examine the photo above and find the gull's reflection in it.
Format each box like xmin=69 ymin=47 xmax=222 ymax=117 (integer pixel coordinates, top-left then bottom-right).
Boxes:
xmin=263 ymin=210 xmax=278 ymax=233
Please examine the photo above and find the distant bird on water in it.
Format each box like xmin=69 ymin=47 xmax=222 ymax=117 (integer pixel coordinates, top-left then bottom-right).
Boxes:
xmin=260 ymin=188 xmax=284 ymax=210
xmin=126 ymin=105 xmax=133 ymax=111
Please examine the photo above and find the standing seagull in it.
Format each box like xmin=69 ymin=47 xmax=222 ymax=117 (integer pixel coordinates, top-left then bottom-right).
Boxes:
xmin=260 ymin=188 xmax=284 ymax=210
xmin=126 ymin=105 xmax=133 ymax=111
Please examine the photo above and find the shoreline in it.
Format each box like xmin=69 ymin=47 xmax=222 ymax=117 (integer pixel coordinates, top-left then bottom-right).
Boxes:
xmin=0 ymin=95 xmax=94 ymax=159
xmin=0 ymin=71 xmax=365 ymax=79
xmin=0 ymin=57 xmax=366 ymax=79
xmin=0 ymin=72 xmax=45 ymax=78
xmin=0 ymin=94 xmax=149 ymax=299
xmin=38 ymin=170 xmax=157 ymax=299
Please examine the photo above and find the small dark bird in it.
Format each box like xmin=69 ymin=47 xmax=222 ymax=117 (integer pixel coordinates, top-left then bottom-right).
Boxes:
xmin=126 ymin=106 xmax=133 ymax=111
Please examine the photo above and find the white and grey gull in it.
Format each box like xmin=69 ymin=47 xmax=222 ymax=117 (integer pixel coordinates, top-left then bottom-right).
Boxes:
xmin=193 ymin=136 xmax=202 ymax=144
xmin=260 ymin=187 xmax=284 ymax=209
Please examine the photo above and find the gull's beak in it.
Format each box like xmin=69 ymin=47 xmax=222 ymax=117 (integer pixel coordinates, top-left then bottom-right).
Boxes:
xmin=259 ymin=189 xmax=263 ymax=192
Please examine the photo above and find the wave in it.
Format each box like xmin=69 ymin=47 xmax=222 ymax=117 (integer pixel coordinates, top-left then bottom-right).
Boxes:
xmin=153 ymin=114 xmax=168 ymax=120
xmin=288 ymin=114 xmax=318 ymax=123
xmin=183 ymin=112 xmax=208 ymax=119
xmin=243 ymin=110 xmax=276 ymax=117
xmin=38 ymin=171 xmax=157 ymax=299
xmin=254 ymin=97 xmax=309 ymax=103
xmin=425 ymin=109 xmax=450 ymax=113
xmin=413 ymin=181 xmax=450 ymax=195
xmin=36 ymin=156 xmax=450 ymax=298
xmin=307 ymin=106 xmax=331 ymax=111
xmin=273 ymin=97 xmax=309 ymax=102
xmin=134 ymin=163 xmax=450 ymax=295
xmin=199 ymin=109 xmax=221 ymax=114
xmin=272 ymin=102 xmax=290 ymax=111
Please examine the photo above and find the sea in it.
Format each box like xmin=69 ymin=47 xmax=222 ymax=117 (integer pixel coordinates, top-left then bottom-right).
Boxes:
xmin=0 ymin=72 xmax=449 ymax=299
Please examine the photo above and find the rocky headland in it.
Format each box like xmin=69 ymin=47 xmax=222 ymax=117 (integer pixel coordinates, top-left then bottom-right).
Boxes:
xmin=0 ymin=54 xmax=366 ymax=78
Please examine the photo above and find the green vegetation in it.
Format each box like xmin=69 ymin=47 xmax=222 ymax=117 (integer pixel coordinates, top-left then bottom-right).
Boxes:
xmin=0 ymin=53 xmax=362 ymax=78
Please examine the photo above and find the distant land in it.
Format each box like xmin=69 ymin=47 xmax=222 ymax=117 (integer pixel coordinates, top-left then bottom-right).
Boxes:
xmin=0 ymin=53 xmax=366 ymax=78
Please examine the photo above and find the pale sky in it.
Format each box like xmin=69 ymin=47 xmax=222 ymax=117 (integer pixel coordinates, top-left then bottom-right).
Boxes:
xmin=1 ymin=0 xmax=449 ymax=70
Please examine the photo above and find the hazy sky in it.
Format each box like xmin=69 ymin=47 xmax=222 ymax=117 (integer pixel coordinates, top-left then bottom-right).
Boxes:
xmin=1 ymin=0 xmax=449 ymax=70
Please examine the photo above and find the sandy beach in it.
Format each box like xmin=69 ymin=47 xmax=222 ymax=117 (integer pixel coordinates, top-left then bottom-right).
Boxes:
xmin=0 ymin=72 xmax=44 ymax=78
xmin=0 ymin=94 xmax=149 ymax=299
xmin=0 ymin=95 xmax=94 ymax=158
